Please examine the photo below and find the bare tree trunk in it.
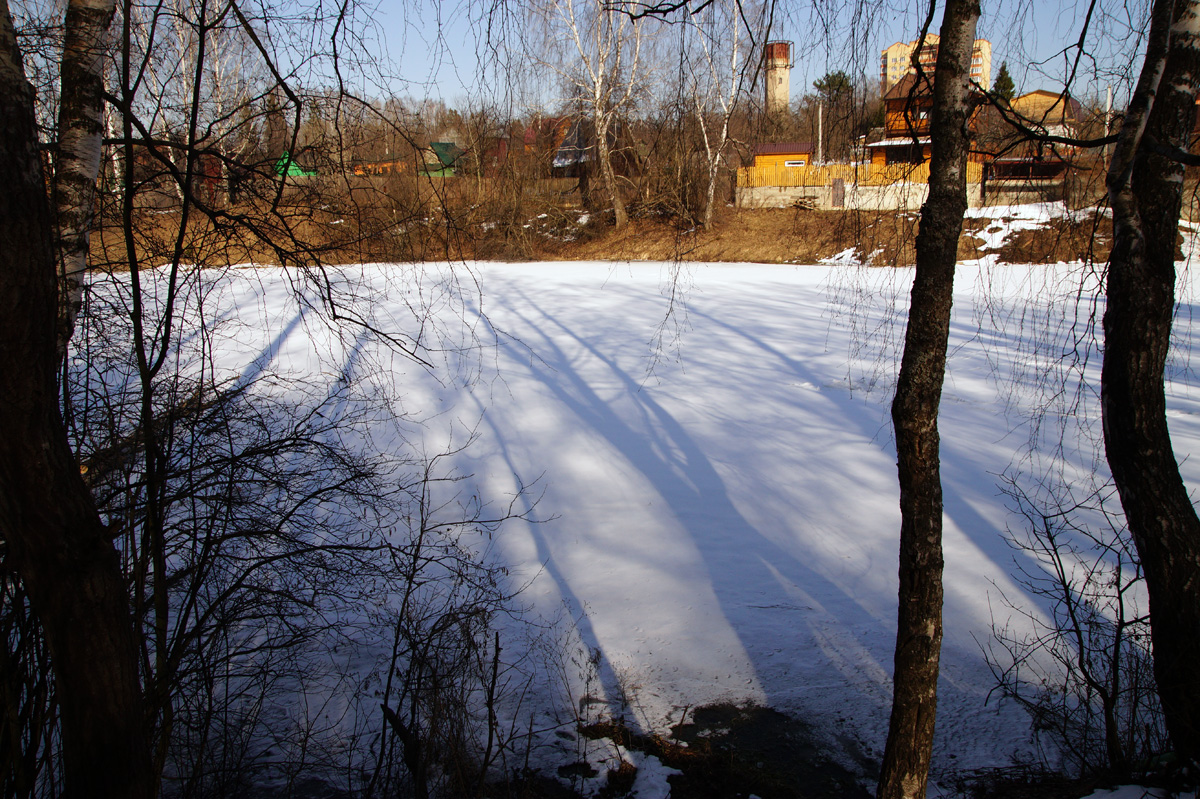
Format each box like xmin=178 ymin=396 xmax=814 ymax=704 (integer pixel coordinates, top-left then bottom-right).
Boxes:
xmin=702 ymin=155 xmax=719 ymax=230
xmin=877 ymin=1 xmax=979 ymax=797
xmin=595 ymin=115 xmax=628 ymax=229
xmin=538 ymin=0 xmax=645 ymax=232
xmin=684 ymin=0 xmax=746 ymax=232
xmin=53 ymin=0 xmax=118 ymax=361
xmin=0 ymin=2 xmax=153 ymax=796
xmin=1103 ymin=0 xmax=1200 ymax=766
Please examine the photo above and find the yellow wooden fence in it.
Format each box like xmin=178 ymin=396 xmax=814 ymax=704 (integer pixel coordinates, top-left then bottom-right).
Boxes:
xmin=737 ymin=162 xmax=983 ymax=188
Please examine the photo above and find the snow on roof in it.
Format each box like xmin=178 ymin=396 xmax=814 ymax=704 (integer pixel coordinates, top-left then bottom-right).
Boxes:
xmin=866 ymin=137 xmax=931 ymax=147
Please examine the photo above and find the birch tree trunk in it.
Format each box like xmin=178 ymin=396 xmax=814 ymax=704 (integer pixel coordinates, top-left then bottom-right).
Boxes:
xmin=54 ymin=0 xmax=118 ymax=361
xmin=877 ymin=2 xmax=979 ymax=797
xmin=542 ymin=0 xmax=646 ymax=230
xmin=1103 ymin=0 xmax=1200 ymax=765
xmin=595 ymin=111 xmax=628 ymax=229
xmin=0 ymin=1 xmax=153 ymax=796
xmin=685 ymin=0 xmax=747 ymax=231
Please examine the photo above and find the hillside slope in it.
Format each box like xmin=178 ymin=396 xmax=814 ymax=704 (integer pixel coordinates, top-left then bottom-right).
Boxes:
xmin=516 ymin=206 xmax=1113 ymax=266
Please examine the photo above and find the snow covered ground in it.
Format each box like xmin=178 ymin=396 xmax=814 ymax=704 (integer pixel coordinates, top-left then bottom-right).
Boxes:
xmin=102 ymin=207 xmax=1200 ymax=794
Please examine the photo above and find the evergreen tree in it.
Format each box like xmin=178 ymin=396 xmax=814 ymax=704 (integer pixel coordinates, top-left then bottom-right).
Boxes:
xmin=992 ymin=61 xmax=1015 ymax=102
xmin=813 ymin=70 xmax=853 ymax=104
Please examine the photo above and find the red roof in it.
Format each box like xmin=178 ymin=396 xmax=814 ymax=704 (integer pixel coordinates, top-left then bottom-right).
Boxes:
xmin=753 ymin=142 xmax=814 ymax=156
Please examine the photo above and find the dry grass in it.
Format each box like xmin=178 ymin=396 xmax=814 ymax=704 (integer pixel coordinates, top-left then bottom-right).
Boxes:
xmin=993 ymin=215 xmax=1114 ymax=265
xmin=551 ymin=209 xmax=923 ymax=266
xmin=551 ymin=207 xmax=1111 ymax=267
xmin=91 ymin=182 xmax=1115 ymax=270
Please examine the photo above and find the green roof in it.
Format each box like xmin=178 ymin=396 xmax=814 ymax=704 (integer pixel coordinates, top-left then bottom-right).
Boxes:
xmin=274 ymin=150 xmax=317 ymax=177
xmin=429 ymin=142 xmax=465 ymax=168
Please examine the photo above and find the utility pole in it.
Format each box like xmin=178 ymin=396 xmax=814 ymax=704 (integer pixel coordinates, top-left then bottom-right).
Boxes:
xmin=817 ymin=101 xmax=824 ymax=165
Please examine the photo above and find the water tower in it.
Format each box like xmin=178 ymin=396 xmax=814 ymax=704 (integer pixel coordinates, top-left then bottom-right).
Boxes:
xmin=764 ymin=41 xmax=794 ymax=114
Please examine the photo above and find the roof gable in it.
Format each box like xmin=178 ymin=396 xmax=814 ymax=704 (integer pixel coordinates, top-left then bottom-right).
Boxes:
xmin=1011 ymin=90 xmax=1083 ymax=123
xmin=883 ymin=71 xmax=934 ymax=101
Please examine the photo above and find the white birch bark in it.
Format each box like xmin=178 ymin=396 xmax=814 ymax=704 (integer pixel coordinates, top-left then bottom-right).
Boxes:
xmin=54 ymin=0 xmax=118 ymax=361
xmin=681 ymin=0 xmax=753 ymax=229
xmin=534 ymin=0 xmax=650 ymax=229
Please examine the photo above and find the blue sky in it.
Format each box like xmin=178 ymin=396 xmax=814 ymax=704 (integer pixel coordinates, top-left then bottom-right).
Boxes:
xmin=365 ymin=0 xmax=1148 ymax=108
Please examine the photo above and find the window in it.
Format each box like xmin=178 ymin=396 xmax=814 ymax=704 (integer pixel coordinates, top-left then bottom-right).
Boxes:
xmin=784 ymin=159 xmax=806 ymax=167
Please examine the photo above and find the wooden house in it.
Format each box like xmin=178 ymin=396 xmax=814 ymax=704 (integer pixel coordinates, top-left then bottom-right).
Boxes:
xmin=751 ymin=142 xmax=815 ymax=168
xmin=1010 ymin=90 xmax=1083 ymax=135
xmin=977 ymin=90 xmax=1085 ymax=203
xmin=423 ymin=142 xmax=465 ymax=176
xmin=523 ymin=116 xmax=591 ymax=177
xmin=352 ymin=159 xmax=412 ymax=177
xmin=867 ymin=72 xmax=985 ymax=167
xmin=522 ymin=115 xmax=641 ymax=179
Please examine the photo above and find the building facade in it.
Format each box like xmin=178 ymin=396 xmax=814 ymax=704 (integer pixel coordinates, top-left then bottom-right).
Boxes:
xmin=880 ymin=35 xmax=991 ymax=93
xmin=751 ymin=141 xmax=814 ymax=168
xmin=867 ymin=71 xmax=987 ymax=166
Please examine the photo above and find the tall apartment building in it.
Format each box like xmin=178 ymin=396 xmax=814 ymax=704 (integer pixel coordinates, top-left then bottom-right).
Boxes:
xmin=880 ymin=35 xmax=991 ymax=93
